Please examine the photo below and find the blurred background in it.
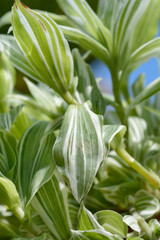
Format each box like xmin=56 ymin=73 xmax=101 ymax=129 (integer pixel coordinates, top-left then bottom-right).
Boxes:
xmin=0 ymin=0 xmax=160 ymax=94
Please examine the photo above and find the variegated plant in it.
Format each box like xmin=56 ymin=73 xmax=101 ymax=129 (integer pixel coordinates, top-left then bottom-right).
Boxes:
xmin=0 ymin=0 xmax=160 ymax=239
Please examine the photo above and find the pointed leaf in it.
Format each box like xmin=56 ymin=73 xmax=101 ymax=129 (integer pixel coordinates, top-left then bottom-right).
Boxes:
xmin=57 ymin=0 xmax=112 ymax=50
xmin=61 ymin=26 xmax=111 ymax=64
xmin=0 ymin=130 xmax=17 ymax=180
xmin=0 ymin=35 xmax=46 ymax=83
xmin=0 ymin=105 xmax=23 ymax=131
xmin=31 ymin=172 xmax=71 ymax=240
xmin=79 ymin=206 xmax=102 ymax=231
xmin=0 ymin=51 xmax=15 ymax=112
xmin=103 ymin=125 xmax=126 ymax=152
xmin=53 ymin=102 xmax=104 ymax=202
xmin=0 ymin=12 xmax=11 ymax=28
xmin=128 ymin=78 xmax=160 ymax=113
xmin=12 ymin=0 xmax=74 ymax=99
xmin=73 ymin=49 xmax=106 ymax=115
xmin=72 ymin=229 xmax=122 ymax=240
xmin=123 ymin=215 xmax=141 ymax=233
xmin=18 ymin=121 xmax=56 ymax=208
xmin=127 ymin=37 xmax=160 ymax=70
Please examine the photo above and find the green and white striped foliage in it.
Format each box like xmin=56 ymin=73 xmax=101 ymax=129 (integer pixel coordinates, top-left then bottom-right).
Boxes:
xmin=0 ymin=52 xmax=15 ymax=112
xmin=18 ymin=121 xmax=56 ymax=209
xmin=57 ymin=0 xmax=112 ymax=50
xmin=31 ymin=172 xmax=71 ymax=240
xmin=53 ymin=102 xmax=104 ymax=203
xmin=12 ymin=0 xmax=75 ymax=102
xmin=73 ymin=49 xmax=106 ymax=115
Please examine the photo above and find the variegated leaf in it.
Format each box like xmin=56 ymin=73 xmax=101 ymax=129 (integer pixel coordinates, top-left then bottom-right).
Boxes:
xmin=18 ymin=121 xmax=56 ymax=208
xmin=57 ymin=0 xmax=112 ymax=50
xmin=72 ymin=229 xmax=122 ymax=240
xmin=0 ymin=51 xmax=15 ymax=112
xmin=0 ymin=130 xmax=17 ymax=180
xmin=102 ymin=125 xmax=126 ymax=152
xmin=53 ymin=102 xmax=104 ymax=202
xmin=0 ymin=35 xmax=45 ymax=83
xmin=61 ymin=26 xmax=111 ymax=65
xmin=73 ymin=49 xmax=106 ymax=115
xmin=31 ymin=172 xmax=71 ymax=240
xmin=12 ymin=0 xmax=76 ymax=104
xmin=0 ymin=105 xmax=23 ymax=131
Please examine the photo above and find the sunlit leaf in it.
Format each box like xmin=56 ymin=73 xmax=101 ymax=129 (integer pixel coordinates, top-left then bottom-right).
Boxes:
xmin=18 ymin=121 xmax=56 ymax=208
xmin=53 ymin=102 xmax=104 ymax=202
xmin=12 ymin=0 xmax=75 ymax=103
xmin=57 ymin=0 xmax=112 ymax=50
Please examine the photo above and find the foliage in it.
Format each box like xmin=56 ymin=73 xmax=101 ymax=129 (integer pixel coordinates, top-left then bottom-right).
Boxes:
xmin=0 ymin=0 xmax=160 ymax=239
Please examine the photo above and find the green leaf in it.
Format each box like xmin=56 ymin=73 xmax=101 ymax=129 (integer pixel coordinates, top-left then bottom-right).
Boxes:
xmin=0 ymin=130 xmax=17 ymax=180
xmin=12 ymin=234 xmax=48 ymax=240
xmin=127 ymin=78 xmax=160 ymax=114
xmin=0 ymin=51 xmax=15 ymax=112
xmin=0 ymin=35 xmax=46 ymax=83
xmin=53 ymin=102 xmax=104 ymax=203
xmin=11 ymin=110 xmax=32 ymax=140
xmin=31 ymin=172 xmax=71 ymax=240
xmin=18 ymin=121 xmax=56 ymax=208
xmin=103 ymin=125 xmax=126 ymax=151
xmin=61 ymin=26 xmax=111 ymax=64
xmin=72 ymin=229 xmax=122 ymax=240
xmin=0 ymin=12 xmax=11 ymax=28
xmin=12 ymin=1 xmax=75 ymax=102
xmin=127 ymin=37 xmax=160 ymax=70
xmin=73 ymin=49 xmax=106 ymax=115
xmin=0 ymin=177 xmax=24 ymax=220
xmin=0 ymin=105 xmax=23 ymax=131
xmin=24 ymin=79 xmax=66 ymax=118
xmin=57 ymin=0 xmax=112 ymax=50
xmin=113 ymin=0 xmax=153 ymax=67
xmin=134 ymin=190 xmax=160 ymax=219
xmin=123 ymin=215 xmax=141 ymax=233
xmin=94 ymin=210 xmax=128 ymax=238
xmin=97 ymin=0 xmax=124 ymax=32
xmin=0 ymin=219 xmax=19 ymax=239
xmin=78 ymin=205 xmax=101 ymax=231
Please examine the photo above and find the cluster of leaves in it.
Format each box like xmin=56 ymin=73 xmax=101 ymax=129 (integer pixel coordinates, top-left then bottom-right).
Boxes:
xmin=1 ymin=0 xmax=160 ymax=239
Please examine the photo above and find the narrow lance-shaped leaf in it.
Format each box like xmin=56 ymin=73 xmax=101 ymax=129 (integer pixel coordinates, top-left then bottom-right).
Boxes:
xmin=73 ymin=49 xmax=106 ymax=115
xmin=61 ymin=26 xmax=111 ymax=65
xmin=0 ymin=35 xmax=46 ymax=84
xmin=0 ymin=105 xmax=23 ymax=131
xmin=18 ymin=121 xmax=56 ymax=208
xmin=126 ymin=37 xmax=160 ymax=70
xmin=0 ymin=130 xmax=17 ymax=180
xmin=57 ymin=0 xmax=112 ymax=50
xmin=12 ymin=0 xmax=76 ymax=104
xmin=127 ymin=78 xmax=160 ymax=114
xmin=31 ymin=172 xmax=71 ymax=240
xmin=0 ymin=51 xmax=15 ymax=112
xmin=53 ymin=102 xmax=104 ymax=203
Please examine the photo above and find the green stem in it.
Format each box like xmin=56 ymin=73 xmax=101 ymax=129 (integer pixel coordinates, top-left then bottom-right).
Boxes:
xmin=110 ymin=63 xmax=126 ymax=124
xmin=63 ymin=91 xmax=78 ymax=105
xmin=114 ymin=147 xmax=160 ymax=188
